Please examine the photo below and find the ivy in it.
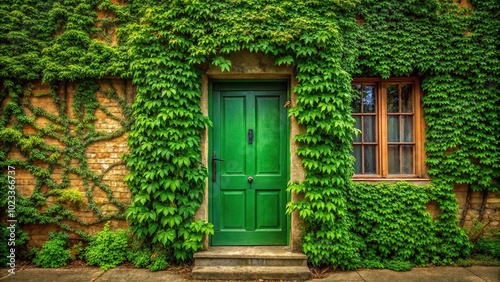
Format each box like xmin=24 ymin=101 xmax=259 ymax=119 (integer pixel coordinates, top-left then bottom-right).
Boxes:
xmin=0 ymin=78 xmax=132 ymax=238
xmin=120 ymin=0 xmax=361 ymax=265
xmin=0 ymin=1 xmax=55 ymax=80
xmin=355 ymin=0 xmax=500 ymax=192
xmin=349 ymin=182 xmax=470 ymax=269
xmin=1 ymin=0 xmax=498 ymax=270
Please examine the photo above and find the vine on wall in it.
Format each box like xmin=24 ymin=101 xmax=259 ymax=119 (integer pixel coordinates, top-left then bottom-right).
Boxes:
xmin=1 ymin=0 xmax=499 ymax=269
xmin=120 ymin=0 xmax=361 ymax=265
xmin=0 ymin=0 xmax=132 ymax=238
xmin=349 ymin=182 xmax=471 ymax=270
xmin=355 ymin=0 xmax=500 ymax=191
xmin=0 ymin=79 xmax=132 ymax=238
xmin=354 ymin=0 xmax=499 ymax=230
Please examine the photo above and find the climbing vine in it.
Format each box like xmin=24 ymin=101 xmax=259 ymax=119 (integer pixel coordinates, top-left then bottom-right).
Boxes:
xmin=120 ymin=0 xmax=361 ymax=265
xmin=0 ymin=0 xmax=133 ymax=238
xmin=355 ymin=0 xmax=500 ymax=193
xmin=0 ymin=78 xmax=132 ymax=238
xmin=348 ymin=182 xmax=471 ymax=270
xmin=1 ymin=0 xmax=499 ymax=270
xmin=354 ymin=0 xmax=499 ymax=229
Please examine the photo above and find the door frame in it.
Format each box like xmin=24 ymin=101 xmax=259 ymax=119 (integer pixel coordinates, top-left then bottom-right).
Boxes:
xmin=208 ymin=79 xmax=291 ymax=246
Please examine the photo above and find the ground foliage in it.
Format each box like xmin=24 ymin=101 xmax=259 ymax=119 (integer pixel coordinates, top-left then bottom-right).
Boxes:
xmin=0 ymin=0 xmax=499 ymax=270
xmin=33 ymin=231 xmax=71 ymax=268
xmin=84 ymin=221 xmax=128 ymax=270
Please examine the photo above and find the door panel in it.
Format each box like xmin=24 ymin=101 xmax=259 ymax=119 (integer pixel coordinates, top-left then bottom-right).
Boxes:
xmin=222 ymin=96 xmax=247 ymax=175
xmin=255 ymin=96 xmax=281 ymax=174
xmin=256 ymin=191 xmax=281 ymax=229
xmin=221 ymin=191 xmax=246 ymax=229
xmin=211 ymin=82 xmax=288 ymax=245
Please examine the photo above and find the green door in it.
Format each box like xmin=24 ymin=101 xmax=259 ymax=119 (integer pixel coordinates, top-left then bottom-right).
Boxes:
xmin=211 ymin=81 xmax=288 ymax=245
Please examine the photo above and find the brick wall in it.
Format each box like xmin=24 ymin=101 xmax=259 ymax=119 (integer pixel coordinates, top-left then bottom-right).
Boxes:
xmin=5 ymin=79 xmax=134 ymax=246
xmin=5 ymin=78 xmax=498 ymax=247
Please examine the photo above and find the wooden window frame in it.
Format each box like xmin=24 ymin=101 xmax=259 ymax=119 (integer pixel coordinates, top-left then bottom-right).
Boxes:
xmin=352 ymin=83 xmax=379 ymax=175
xmin=352 ymin=77 xmax=427 ymax=181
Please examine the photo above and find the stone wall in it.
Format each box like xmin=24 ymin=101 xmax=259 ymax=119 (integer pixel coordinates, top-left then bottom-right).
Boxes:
xmin=455 ymin=184 xmax=500 ymax=232
xmin=425 ymin=185 xmax=498 ymax=233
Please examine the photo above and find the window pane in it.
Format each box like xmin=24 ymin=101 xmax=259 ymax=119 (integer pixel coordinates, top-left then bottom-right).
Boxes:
xmin=402 ymin=145 xmax=414 ymax=174
xmin=364 ymin=145 xmax=377 ymax=174
xmin=352 ymin=80 xmax=420 ymax=176
xmin=387 ymin=116 xmax=400 ymax=142
xmin=402 ymin=116 xmax=413 ymax=142
xmin=363 ymin=116 xmax=376 ymax=142
xmin=388 ymin=145 xmax=400 ymax=174
xmin=387 ymin=84 xmax=399 ymax=113
xmin=352 ymin=85 xmax=362 ymax=113
xmin=352 ymin=146 xmax=362 ymax=174
xmin=353 ymin=116 xmax=362 ymax=142
xmin=401 ymin=84 xmax=413 ymax=113
xmin=363 ymin=85 xmax=376 ymax=113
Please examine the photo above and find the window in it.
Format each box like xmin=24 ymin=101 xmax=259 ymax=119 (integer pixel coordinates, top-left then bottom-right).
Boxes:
xmin=351 ymin=77 xmax=425 ymax=179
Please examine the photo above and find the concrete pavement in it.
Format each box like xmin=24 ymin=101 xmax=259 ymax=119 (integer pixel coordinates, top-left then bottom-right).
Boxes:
xmin=1 ymin=265 xmax=498 ymax=282
xmin=321 ymin=266 xmax=499 ymax=282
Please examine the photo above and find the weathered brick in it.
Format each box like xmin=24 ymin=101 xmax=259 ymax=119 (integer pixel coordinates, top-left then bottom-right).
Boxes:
xmin=7 ymin=80 xmax=133 ymax=245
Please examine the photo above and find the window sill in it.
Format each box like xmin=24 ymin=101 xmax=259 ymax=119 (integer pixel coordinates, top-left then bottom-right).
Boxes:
xmin=352 ymin=178 xmax=431 ymax=185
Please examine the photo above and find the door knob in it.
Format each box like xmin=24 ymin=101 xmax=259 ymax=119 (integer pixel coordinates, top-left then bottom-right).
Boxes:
xmin=248 ymin=176 xmax=253 ymax=183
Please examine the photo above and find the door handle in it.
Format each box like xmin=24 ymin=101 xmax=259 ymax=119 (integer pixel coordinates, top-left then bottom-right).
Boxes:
xmin=248 ymin=129 xmax=253 ymax=144
xmin=212 ymin=151 xmax=224 ymax=182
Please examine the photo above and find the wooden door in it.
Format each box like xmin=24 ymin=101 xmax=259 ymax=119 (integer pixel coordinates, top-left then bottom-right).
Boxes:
xmin=211 ymin=81 xmax=288 ymax=245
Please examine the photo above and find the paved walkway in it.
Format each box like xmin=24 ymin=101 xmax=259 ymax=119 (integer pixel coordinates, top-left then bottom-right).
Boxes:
xmin=1 ymin=265 xmax=498 ymax=282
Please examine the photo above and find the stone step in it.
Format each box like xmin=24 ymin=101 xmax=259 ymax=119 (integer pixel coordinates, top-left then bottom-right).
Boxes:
xmin=194 ymin=247 xmax=307 ymax=267
xmin=192 ymin=247 xmax=310 ymax=281
xmin=195 ymin=256 xmax=307 ymax=267
xmin=191 ymin=266 xmax=311 ymax=281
